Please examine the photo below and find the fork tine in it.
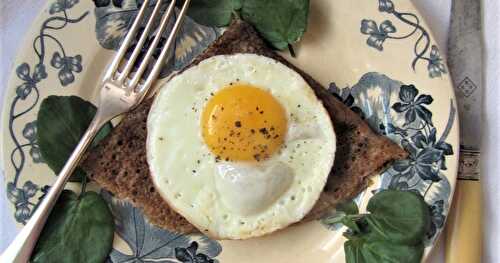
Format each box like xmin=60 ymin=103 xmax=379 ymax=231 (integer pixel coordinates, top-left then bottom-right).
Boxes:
xmin=142 ymin=0 xmax=191 ymax=93
xmin=104 ymin=0 xmax=151 ymax=81
xmin=128 ymin=0 xmax=177 ymax=89
xmin=117 ymin=0 xmax=164 ymax=83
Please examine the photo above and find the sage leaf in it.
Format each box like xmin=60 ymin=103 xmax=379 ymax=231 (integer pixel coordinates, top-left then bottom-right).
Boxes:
xmin=344 ymin=240 xmax=365 ymax=263
xmin=322 ymin=200 xmax=359 ymax=226
xmin=337 ymin=200 xmax=359 ymax=215
xmin=241 ymin=0 xmax=310 ymax=50
xmin=31 ymin=190 xmax=114 ymax=263
xmin=345 ymin=239 xmax=424 ymax=263
xmin=187 ymin=0 xmax=237 ymax=27
xmin=37 ymin=96 xmax=112 ymax=182
xmin=341 ymin=216 xmax=364 ymax=234
xmin=361 ymin=241 xmax=424 ymax=263
xmin=341 ymin=190 xmax=431 ymax=263
xmin=365 ymin=190 xmax=431 ymax=245
xmin=232 ymin=0 xmax=243 ymax=10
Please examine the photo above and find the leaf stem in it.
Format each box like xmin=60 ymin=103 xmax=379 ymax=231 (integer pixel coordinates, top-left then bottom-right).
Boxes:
xmin=79 ymin=174 xmax=87 ymax=198
xmin=288 ymin=44 xmax=296 ymax=58
xmin=424 ymin=182 xmax=434 ymax=198
xmin=232 ymin=10 xmax=241 ymax=20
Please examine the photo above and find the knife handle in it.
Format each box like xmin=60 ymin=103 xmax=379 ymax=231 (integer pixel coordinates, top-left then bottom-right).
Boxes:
xmin=445 ymin=180 xmax=482 ymax=263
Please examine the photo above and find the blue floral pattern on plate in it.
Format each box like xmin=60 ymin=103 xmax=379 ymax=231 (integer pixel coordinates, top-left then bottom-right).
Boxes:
xmin=102 ymin=191 xmax=221 ymax=262
xmin=5 ymin=1 xmax=89 ymax=224
xmin=392 ymin=85 xmax=434 ymax=126
xmin=22 ymin=121 xmax=44 ymax=164
xmin=324 ymin=72 xmax=455 ymax=243
xmin=361 ymin=0 xmax=448 ymax=78
xmin=15 ymin=63 xmax=47 ymax=100
xmin=50 ymin=52 xmax=83 ymax=86
xmin=50 ymin=0 xmax=80 ymax=14
xmin=360 ymin=19 xmax=396 ymax=51
xmin=6 ymin=181 xmax=38 ymax=224
xmin=428 ymin=45 xmax=447 ymax=78
xmin=94 ymin=0 xmax=220 ymax=78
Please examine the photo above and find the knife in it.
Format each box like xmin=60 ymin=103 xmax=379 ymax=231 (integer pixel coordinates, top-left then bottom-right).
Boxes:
xmin=445 ymin=0 xmax=483 ymax=262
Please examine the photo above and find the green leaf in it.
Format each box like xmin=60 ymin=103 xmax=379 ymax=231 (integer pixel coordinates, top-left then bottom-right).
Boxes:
xmin=31 ymin=190 xmax=114 ymax=263
xmin=322 ymin=213 xmax=345 ymax=226
xmin=337 ymin=200 xmax=359 ymax=215
xmin=346 ymin=239 xmax=424 ymax=263
xmin=241 ymin=0 xmax=310 ymax=50
xmin=361 ymin=241 xmax=424 ymax=263
xmin=335 ymin=201 xmax=361 ymax=232
xmin=345 ymin=240 xmax=365 ymax=263
xmin=187 ymin=0 xmax=237 ymax=27
xmin=232 ymin=0 xmax=243 ymax=10
xmin=364 ymin=190 xmax=431 ymax=245
xmin=37 ymin=96 xmax=112 ymax=182
xmin=341 ymin=190 xmax=430 ymax=263
xmin=341 ymin=216 xmax=363 ymax=234
xmin=322 ymin=200 xmax=359 ymax=228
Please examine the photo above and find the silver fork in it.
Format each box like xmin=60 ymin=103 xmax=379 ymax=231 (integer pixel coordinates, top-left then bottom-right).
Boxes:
xmin=1 ymin=0 xmax=190 ymax=262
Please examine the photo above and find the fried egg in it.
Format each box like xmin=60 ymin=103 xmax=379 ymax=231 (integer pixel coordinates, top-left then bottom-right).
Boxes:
xmin=147 ymin=54 xmax=336 ymax=239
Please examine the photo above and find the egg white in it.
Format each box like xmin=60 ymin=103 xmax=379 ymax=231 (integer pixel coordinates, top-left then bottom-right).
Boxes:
xmin=147 ymin=54 xmax=336 ymax=239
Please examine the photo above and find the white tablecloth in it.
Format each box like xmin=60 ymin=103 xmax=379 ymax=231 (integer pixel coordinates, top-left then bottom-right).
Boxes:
xmin=1 ymin=1 xmax=499 ymax=262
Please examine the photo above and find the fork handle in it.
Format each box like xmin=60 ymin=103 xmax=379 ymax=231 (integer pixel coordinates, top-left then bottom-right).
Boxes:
xmin=1 ymin=112 xmax=108 ymax=263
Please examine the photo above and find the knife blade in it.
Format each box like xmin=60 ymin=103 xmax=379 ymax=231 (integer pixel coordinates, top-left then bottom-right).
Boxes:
xmin=448 ymin=0 xmax=482 ymax=168
xmin=445 ymin=0 xmax=483 ymax=262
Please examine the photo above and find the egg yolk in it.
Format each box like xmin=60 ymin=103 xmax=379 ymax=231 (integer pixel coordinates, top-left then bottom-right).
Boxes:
xmin=201 ymin=84 xmax=288 ymax=162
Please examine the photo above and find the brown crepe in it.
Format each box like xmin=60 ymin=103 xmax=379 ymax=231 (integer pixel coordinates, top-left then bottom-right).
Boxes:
xmin=82 ymin=20 xmax=408 ymax=234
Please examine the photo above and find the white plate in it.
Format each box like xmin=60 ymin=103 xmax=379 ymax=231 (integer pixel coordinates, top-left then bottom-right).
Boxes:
xmin=1 ymin=0 xmax=459 ymax=262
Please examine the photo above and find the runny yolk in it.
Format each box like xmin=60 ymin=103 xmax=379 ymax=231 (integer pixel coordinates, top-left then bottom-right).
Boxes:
xmin=201 ymin=84 xmax=287 ymax=162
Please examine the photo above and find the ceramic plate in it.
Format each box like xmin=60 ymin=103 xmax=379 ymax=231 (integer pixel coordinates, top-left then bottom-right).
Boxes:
xmin=1 ymin=0 xmax=459 ymax=262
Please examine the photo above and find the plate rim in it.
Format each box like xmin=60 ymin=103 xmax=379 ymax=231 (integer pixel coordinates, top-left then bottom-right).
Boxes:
xmin=0 ymin=0 xmax=460 ymax=261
